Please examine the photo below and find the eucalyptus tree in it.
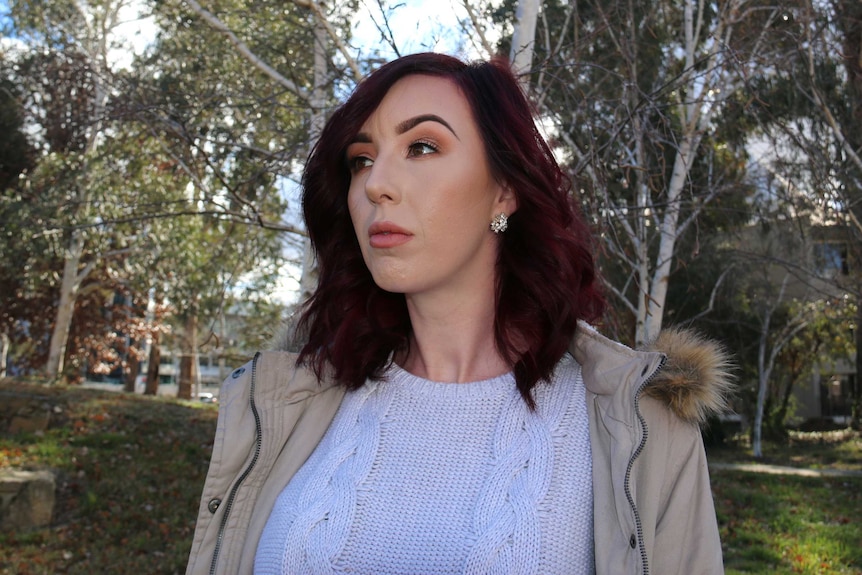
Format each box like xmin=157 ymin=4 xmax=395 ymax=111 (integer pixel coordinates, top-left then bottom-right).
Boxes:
xmin=0 ymin=62 xmax=40 ymax=377
xmin=719 ymin=0 xmax=862 ymax=429
xmin=3 ymin=0 xmax=333 ymax=389
xmin=787 ymin=0 xmax=862 ymax=429
xmin=485 ymin=0 xmax=786 ymax=345
xmin=127 ymin=0 xmax=359 ymax=397
xmin=4 ymin=0 xmax=159 ymax=379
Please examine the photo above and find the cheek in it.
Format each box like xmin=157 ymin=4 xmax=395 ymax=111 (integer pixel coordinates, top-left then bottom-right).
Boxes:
xmin=347 ymin=188 xmax=366 ymax=231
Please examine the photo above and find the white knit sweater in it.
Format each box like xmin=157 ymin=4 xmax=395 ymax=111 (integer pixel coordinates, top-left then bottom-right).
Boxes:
xmin=254 ymin=353 xmax=594 ymax=575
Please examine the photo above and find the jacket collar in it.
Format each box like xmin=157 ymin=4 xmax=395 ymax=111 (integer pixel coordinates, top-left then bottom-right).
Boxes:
xmin=571 ymin=321 xmax=734 ymax=425
xmin=277 ymin=320 xmax=733 ymax=425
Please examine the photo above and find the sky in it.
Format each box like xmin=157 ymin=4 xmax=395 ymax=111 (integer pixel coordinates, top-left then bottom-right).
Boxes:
xmin=351 ymin=0 xmax=495 ymax=60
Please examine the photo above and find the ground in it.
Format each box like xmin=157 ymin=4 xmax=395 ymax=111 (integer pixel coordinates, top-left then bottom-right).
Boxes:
xmin=1 ymin=379 xmax=860 ymax=574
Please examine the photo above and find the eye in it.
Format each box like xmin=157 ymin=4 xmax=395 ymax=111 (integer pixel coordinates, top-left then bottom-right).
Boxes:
xmin=348 ymin=155 xmax=373 ymax=173
xmin=407 ymin=141 xmax=438 ymax=158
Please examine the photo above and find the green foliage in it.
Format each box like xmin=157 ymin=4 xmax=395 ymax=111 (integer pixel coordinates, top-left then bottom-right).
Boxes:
xmin=0 ymin=0 xmax=356 ymax=380
xmin=0 ymin=65 xmax=35 ymax=189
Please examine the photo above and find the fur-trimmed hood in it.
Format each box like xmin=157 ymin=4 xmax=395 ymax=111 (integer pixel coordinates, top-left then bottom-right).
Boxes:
xmin=572 ymin=322 xmax=735 ymax=426
xmin=641 ymin=327 xmax=735 ymax=424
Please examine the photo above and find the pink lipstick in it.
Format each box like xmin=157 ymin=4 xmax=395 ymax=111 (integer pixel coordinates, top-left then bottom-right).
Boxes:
xmin=368 ymin=221 xmax=413 ymax=249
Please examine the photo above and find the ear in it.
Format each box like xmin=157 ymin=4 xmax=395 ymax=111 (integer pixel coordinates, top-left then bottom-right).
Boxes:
xmin=491 ymin=182 xmax=518 ymax=217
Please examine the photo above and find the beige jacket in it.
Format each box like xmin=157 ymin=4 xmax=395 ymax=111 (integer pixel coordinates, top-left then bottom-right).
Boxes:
xmin=187 ymin=323 xmax=733 ymax=575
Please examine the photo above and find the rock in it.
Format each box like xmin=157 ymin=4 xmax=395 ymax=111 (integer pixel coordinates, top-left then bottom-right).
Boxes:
xmin=9 ymin=411 xmax=51 ymax=434
xmin=0 ymin=391 xmax=54 ymax=433
xmin=0 ymin=469 xmax=56 ymax=531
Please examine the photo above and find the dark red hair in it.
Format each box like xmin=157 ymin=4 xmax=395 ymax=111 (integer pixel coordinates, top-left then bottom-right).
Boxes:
xmin=297 ymin=52 xmax=604 ymax=406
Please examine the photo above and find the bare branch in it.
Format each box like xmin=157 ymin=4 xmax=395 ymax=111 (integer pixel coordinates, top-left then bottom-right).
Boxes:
xmin=183 ymin=0 xmax=312 ymax=101
xmin=686 ymin=264 xmax=736 ymax=323
xmin=67 ymin=210 xmax=307 ymax=235
xmin=601 ymin=276 xmax=639 ymax=316
xmin=461 ymin=0 xmax=495 ymax=58
xmin=294 ymin=0 xmax=363 ymax=82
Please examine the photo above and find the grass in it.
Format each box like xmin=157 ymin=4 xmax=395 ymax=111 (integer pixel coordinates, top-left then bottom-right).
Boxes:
xmin=709 ymin=432 xmax=862 ymax=574
xmin=0 ymin=380 xmax=217 ymax=575
xmin=1 ymin=380 xmax=861 ymax=574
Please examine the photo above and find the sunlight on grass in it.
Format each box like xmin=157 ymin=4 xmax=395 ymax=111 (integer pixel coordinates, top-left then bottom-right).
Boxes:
xmin=714 ymin=470 xmax=862 ymax=574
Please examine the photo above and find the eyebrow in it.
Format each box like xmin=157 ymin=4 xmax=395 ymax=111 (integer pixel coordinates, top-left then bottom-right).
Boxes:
xmin=349 ymin=113 xmax=460 ymax=146
xmin=396 ymin=114 xmax=459 ymax=139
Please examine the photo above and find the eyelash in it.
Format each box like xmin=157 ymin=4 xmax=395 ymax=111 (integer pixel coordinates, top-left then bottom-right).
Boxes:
xmin=347 ymin=139 xmax=440 ymax=173
xmin=407 ymin=140 xmax=439 ymax=157
xmin=348 ymin=155 xmax=372 ymax=173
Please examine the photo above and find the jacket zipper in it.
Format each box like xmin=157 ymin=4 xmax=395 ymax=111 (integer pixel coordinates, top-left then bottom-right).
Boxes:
xmin=623 ymin=355 xmax=666 ymax=575
xmin=209 ymin=352 xmax=264 ymax=575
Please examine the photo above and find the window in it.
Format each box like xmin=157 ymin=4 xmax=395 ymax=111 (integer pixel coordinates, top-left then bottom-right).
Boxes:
xmin=813 ymin=242 xmax=849 ymax=276
xmin=820 ymin=374 xmax=854 ymax=417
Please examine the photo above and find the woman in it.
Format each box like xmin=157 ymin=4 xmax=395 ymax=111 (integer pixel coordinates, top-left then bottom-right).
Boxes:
xmin=187 ymin=53 xmax=733 ymax=575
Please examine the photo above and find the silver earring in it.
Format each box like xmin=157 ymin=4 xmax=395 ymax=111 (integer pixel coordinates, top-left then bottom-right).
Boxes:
xmin=490 ymin=212 xmax=508 ymax=234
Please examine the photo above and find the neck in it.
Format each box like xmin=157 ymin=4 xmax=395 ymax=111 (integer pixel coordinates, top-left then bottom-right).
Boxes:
xmin=400 ymin=286 xmax=510 ymax=383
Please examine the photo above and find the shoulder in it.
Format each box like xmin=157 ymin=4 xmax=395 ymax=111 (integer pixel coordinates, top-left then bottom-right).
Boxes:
xmin=218 ymin=351 xmax=337 ymax=410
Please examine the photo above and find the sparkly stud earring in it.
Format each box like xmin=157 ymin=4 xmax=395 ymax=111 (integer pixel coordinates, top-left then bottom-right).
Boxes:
xmin=490 ymin=212 xmax=508 ymax=234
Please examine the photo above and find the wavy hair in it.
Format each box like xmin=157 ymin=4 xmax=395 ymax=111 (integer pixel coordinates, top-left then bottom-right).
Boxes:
xmin=297 ymin=52 xmax=604 ymax=407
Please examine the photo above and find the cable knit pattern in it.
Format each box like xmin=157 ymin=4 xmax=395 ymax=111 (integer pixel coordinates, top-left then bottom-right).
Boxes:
xmin=464 ymin=362 xmax=575 ymax=575
xmin=255 ymin=354 xmax=594 ymax=575
xmin=279 ymin=381 xmax=391 ymax=573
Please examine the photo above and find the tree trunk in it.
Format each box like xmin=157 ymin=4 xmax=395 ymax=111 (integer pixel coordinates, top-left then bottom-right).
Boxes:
xmin=177 ymin=313 xmax=198 ymax=400
xmin=144 ymin=333 xmax=161 ymax=396
xmin=509 ymin=0 xmax=540 ymax=86
xmin=122 ymin=350 xmax=140 ymax=393
xmin=0 ymin=331 xmax=9 ymax=378
xmin=753 ymin=334 xmax=770 ymax=458
xmin=298 ymin=17 xmax=329 ymax=303
xmin=641 ymin=134 xmax=700 ymax=344
xmin=853 ymin=298 xmax=862 ymax=430
xmin=45 ymin=229 xmax=86 ymax=380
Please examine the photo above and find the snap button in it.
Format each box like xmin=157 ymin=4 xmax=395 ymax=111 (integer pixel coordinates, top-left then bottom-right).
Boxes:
xmin=629 ymin=534 xmax=637 ymax=548
xmin=208 ymin=498 xmax=222 ymax=513
xmin=231 ymin=367 xmax=246 ymax=379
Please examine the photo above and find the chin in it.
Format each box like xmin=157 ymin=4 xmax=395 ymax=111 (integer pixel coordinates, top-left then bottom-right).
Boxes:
xmin=367 ymin=266 xmax=416 ymax=294
xmin=371 ymin=278 xmax=413 ymax=295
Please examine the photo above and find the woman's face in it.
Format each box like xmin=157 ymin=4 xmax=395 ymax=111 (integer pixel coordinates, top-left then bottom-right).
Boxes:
xmin=346 ymin=75 xmax=516 ymax=299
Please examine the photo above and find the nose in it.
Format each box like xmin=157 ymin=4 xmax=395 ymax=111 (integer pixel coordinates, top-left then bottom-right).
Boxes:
xmin=363 ymin=155 xmax=400 ymax=205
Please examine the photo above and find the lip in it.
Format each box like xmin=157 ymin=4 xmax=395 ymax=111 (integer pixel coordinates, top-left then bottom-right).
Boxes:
xmin=368 ymin=221 xmax=413 ymax=249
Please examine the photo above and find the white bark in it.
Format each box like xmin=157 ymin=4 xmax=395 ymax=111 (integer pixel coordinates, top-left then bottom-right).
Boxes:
xmin=298 ymin=15 xmax=329 ymax=303
xmin=293 ymin=0 xmax=362 ymax=82
xmin=184 ymin=0 xmax=362 ymax=88
xmin=640 ymin=133 xmax=700 ymax=343
xmin=752 ymin=274 xmax=809 ymax=457
xmin=461 ymin=0 xmax=496 ymax=58
xmin=632 ymin=0 xmax=744 ymax=345
xmin=183 ymin=0 xmax=312 ymax=100
xmin=45 ymin=229 xmax=98 ymax=378
xmin=509 ymin=0 xmax=540 ymax=87
xmin=0 ymin=331 xmax=9 ymax=378
xmin=43 ymin=1 xmax=120 ymax=379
